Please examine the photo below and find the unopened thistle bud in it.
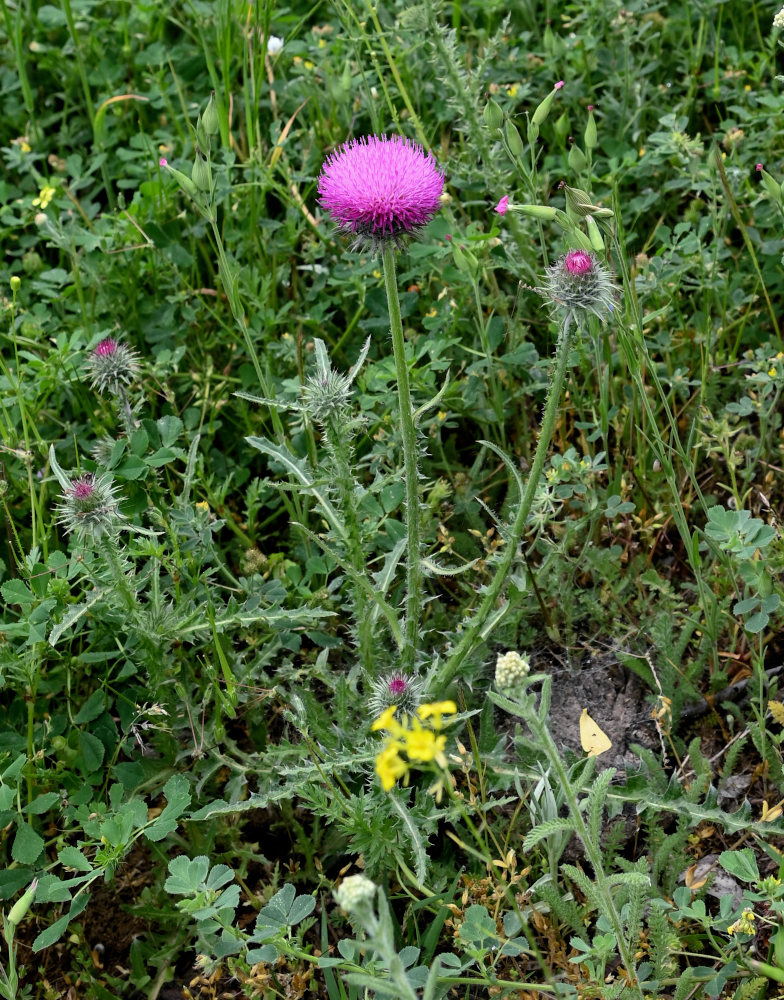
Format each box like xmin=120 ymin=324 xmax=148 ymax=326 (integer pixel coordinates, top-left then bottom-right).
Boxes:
xmin=368 ymin=672 xmax=424 ymax=717
xmin=201 ymin=92 xmax=220 ymax=136
xmin=495 ymin=650 xmax=530 ymax=690
xmin=86 ymin=337 xmax=140 ymax=396
xmin=483 ymin=98 xmax=504 ymax=132
xmin=540 ymin=249 xmax=617 ymax=322
xmin=56 ymin=472 xmax=125 ymax=543
xmin=301 ymin=365 xmax=353 ymax=422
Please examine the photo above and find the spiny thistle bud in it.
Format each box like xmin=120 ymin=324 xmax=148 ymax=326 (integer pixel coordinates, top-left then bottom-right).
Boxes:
xmin=540 ymin=249 xmax=617 ymax=322
xmin=495 ymin=650 xmax=530 ymax=690
xmin=301 ymin=365 xmax=353 ymax=422
xmin=201 ymin=92 xmax=220 ymax=136
xmin=483 ymin=98 xmax=504 ymax=132
xmin=56 ymin=472 xmax=125 ymax=543
xmin=368 ymin=672 xmax=424 ymax=718
xmin=334 ymin=874 xmax=377 ymax=915
xmin=86 ymin=337 xmax=140 ymax=396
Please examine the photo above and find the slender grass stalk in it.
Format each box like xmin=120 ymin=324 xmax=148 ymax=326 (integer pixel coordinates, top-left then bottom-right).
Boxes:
xmin=382 ymin=245 xmax=422 ymax=673
xmin=436 ymin=312 xmax=575 ymax=689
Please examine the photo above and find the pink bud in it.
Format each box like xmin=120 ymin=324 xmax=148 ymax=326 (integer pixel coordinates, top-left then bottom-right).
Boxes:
xmin=587 ymin=105 xmax=594 ymax=112
xmin=756 ymin=162 xmax=763 ymax=171
xmin=444 ymin=233 xmax=452 ymax=241
xmin=554 ymin=81 xmax=565 ymax=90
xmin=388 ymin=677 xmax=407 ymax=696
xmin=494 ymin=195 xmax=510 ymax=216
xmin=159 ymin=158 xmax=168 ymax=167
xmin=564 ymin=249 xmax=593 ymax=275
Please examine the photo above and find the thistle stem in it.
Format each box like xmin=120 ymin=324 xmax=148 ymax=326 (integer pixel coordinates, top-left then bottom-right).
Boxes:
xmin=436 ymin=312 xmax=574 ymax=689
xmin=382 ymin=245 xmax=422 ymax=673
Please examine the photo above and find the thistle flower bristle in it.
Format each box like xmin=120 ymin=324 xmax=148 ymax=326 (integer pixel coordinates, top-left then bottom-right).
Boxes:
xmin=539 ymin=250 xmax=617 ymax=322
xmin=56 ymin=472 xmax=125 ymax=543
xmin=86 ymin=336 xmax=140 ymax=396
xmin=318 ymin=134 xmax=444 ymax=253
xmin=368 ymin=671 xmax=424 ymax=717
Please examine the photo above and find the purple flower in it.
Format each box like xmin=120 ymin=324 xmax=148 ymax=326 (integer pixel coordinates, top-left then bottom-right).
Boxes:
xmin=318 ymin=135 xmax=444 ymax=251
xmin=494 ymin=195 xmax=509 ymax=216
xmin=86 ymin=336 xmax=140 ymax=395
xmin=56 ymin=472 xmax=125 ymax=542
xmin=540 ymin=250 xmax=617 ymax=322
xmin=563 ymin=249 xmax=593 ymax=276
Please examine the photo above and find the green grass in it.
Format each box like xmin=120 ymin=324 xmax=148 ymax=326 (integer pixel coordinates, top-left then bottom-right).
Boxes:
xmin=1 ymin=1 xmax=784 ymax=997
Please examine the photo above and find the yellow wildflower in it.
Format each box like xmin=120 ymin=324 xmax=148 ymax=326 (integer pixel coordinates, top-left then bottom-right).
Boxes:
xmin=416 ymin=700 xmax=457 ymax=729
xmin=32 ymin=185 xmax=56 ymax=209
xmin=371 ymin=705 xmax=405 ymax=737
xmin=769 ymin=368 xmax=777 ymax=378
xmin=727 ymin=909 xmax=756 ymax=935
xmin=404 ymin=721 xmax=447 ymax=765
xmin=375 ymin=744 xmax=408 ymax=791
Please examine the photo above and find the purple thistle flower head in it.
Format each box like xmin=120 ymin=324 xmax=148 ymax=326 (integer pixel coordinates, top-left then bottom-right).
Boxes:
xmin=86 ymin=335 xmax=140 ymax=396
xmin=56 ymin=472 xmax=125 ymax=543
xmin=539 ymin=249 xmax=618 ymax=323
xmin=318 ymin=135 xmax=444 ymax=252
xmin=368 ymin=670 xmax=424 ymax=716
xmin=94 ymin=337 xmax=119 ymax=358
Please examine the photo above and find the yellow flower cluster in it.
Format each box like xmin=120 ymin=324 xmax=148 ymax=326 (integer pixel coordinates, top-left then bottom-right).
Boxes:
xmin=32 ymin=185 xmax=56 ymax=209
xmin=372 ymin=701 xmax=457 ymax=792
xmin=727 ymin=909 xmax=756 ymax=936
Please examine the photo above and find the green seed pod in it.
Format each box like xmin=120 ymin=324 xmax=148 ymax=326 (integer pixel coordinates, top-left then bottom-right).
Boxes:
xmin=586 ymin=215 xmax=605 ymax=253
xmin=7 ymin=879 xmax=37 ymax=928
xmin=191 ymin=151 xmax=211 ymax=192
xmin=756 ymin=165 xmax=784 ymax=206
xmin=554 ymin=111 xmax=570 ymax=141
xmin=517 ymin=204 xmax=558 ymax=221
xmin=562 ymin=184 xmax=595 ymax=218
xmin=10 ymin=275 xmax=21 ymax=292
xmin=483 ymin=98 xmax=504 ymax=132
xmin=532 ymin=81 xmax=564 ymax=127
xmin=584 ymin=108 xmax=597 ymax=151
xmin=202 ymin=92 xmax=220 ymax=137
xmin=453 ymin=244 xmax=479 ymax=278
xmin=526 ymin=120 xmax=540 ymax=145
xmin=568 ymin=143 xmax=588 ymax=173
xmin=504 ymin=119 xmax=524 ymax=159
xmin=160 ymin=159 xmax=200 ymax=200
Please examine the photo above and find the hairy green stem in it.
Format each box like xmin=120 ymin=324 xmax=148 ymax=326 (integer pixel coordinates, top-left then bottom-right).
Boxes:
xmin=382 ymin=245 xmax=422 ymax=673
xmin=436 ymin=312 xmax=574 ymax=689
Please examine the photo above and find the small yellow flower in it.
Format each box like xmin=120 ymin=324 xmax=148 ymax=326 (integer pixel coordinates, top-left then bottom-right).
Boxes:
xmin=375 ymin=744 xmax=408 ymax=791
xmin=195 ymin=501 xmax=209 ymax=512
xmin=404 ymin=722 xmax=447 ymax=765
xmin=32 ymin=184 xmax=56 ymax=209
xmin=727 ymin=909 xmax=756 ymax=935
xmin=506 ymin=84 xmax=519 ymax=98
xmin=371 ymin=705 xmax=406 ymax=737
xmin=769 ymin=367 xmax=777 ymax=378
xmin=417 ymin=700 xmax=457 ymax=729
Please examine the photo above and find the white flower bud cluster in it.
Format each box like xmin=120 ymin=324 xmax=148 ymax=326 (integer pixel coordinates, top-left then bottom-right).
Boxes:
xmin=775 ymin=6 xmax=784 ymax=29
xmin=495 ymin=650 xmax=531 ymax=690
xmin=334 ymin=874 xmax=376 ymax=914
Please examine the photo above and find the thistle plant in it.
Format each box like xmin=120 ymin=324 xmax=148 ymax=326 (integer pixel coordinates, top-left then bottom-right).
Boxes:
xmin=318 ymin=135 xmax=445 ymax=674
xmin=85 ymin=335 xmax=140 ymax=438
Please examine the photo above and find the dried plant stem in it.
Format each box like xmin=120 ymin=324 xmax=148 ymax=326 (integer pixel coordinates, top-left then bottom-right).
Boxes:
xmin=382 ymin=245 xmax=422 ymax=674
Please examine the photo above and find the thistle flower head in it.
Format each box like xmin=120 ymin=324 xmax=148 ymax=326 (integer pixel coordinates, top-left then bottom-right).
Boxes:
xmin=318 ymin=134 xmax=444 ymax=252
xmin=368 ymin=671 xmax=424 ymax=717
xmin=86 ymin=337 xmax=140 ymax=396
xmin=56 ymin=472 xmax=125 ymax=543
xmin=301 ymin=366 xmax=353 ymax=422
xmin=540 ymin=249 xmax=617 ymax=322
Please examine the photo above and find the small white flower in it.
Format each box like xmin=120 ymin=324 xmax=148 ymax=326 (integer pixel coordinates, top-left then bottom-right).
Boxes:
xmin=495 ymin=650 xmax=531 ymax=690
xmin=267 ymin=35 xmax=284 ymax=55
xmin=334 ymin=874 xmax=376 ymax=914
xmin=774 ymin=6 xmax=784 ymax=29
